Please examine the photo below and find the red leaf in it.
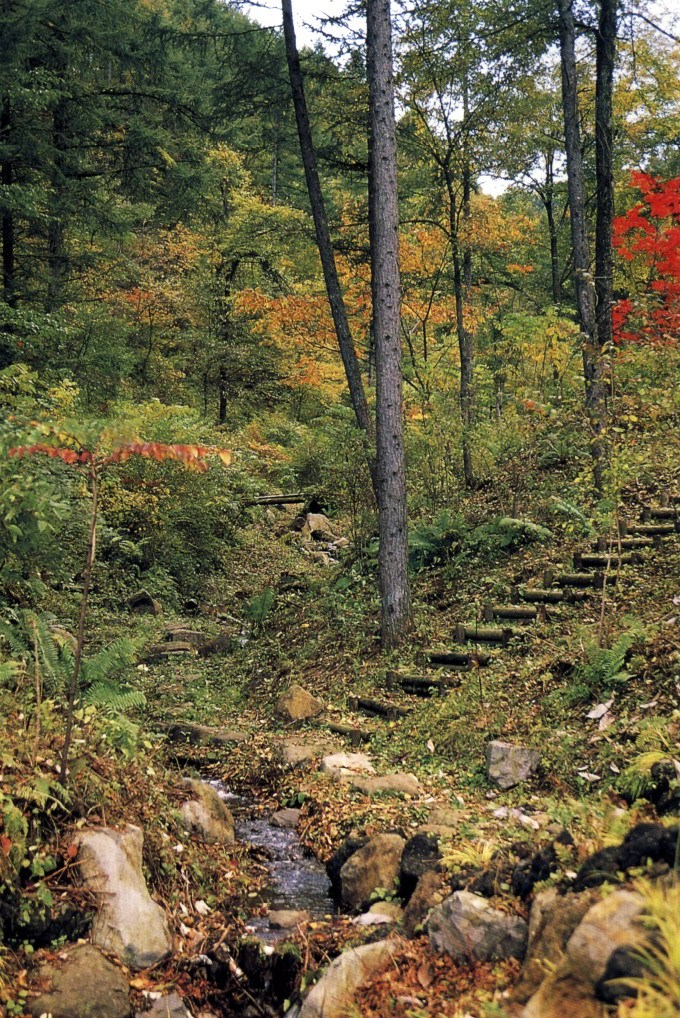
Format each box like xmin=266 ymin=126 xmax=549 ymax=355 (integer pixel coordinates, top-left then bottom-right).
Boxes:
xmin=0 ymin=835 xmax=12 ymax=857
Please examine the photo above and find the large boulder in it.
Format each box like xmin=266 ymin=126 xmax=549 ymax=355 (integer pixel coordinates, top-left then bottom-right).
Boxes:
xmin=486 ymin=741 xmax=541 ymax=790
xmin=564 ymin=889 xmax=645 ymax=986
xmin=321 ymin=752 xmax=375 ymax=779
xmin=327 ymin=835 xmax=369 ymax=898
xmin=573 ymin=822 xmax=679 ymax=890
xmin=522 ymin=973 xmax=606 ymax=1018
xmin=276 ymin=684 xmax=324 ymax=722
xmin=428 ymin=890 xmax=528 ymax=964
xmin=29 ymin=944 xmax=130 ymax=1018
xmin=302 ymin=513 xmax=337 ymax=542
xmin=180 ymin=779 xmax=235 ymax=844
xmin=127 ymin=589 xmax=161 ymax=615
xmin=298 ymin=940 xmax=399 ymax=1018
xmin=339 ymin=834 xmax=406 ymax=911
xmin=402 ymin=871 xmax=446 ymax=938
xmin=76 ymin=824 xmax=172 ymax=970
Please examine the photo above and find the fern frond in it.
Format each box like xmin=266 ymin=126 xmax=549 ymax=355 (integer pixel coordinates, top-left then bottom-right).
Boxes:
xmin=80 ymin=638 xmax=137 ymax=687
xmin=83 ymin=681 xmax=146 ymax=710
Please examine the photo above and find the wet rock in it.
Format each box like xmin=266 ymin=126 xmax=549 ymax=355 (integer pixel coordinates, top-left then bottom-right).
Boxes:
xmin=180 ymin=779 xmax=235 ymax=844
xmin=327 ymin=835 xmax=369 ymax=898
xmin=343 ymin=772 xmax=420 ymax=796
xmin=269 ymin=909 xmax=311 ymax=929
xmin=402 ymin=871 xmax=446 ymax=938
xmin=400 ymin=833 xmax=442 ymax=901
xmin=565 ymin=889 xmax=645 ymax=986
xmin=486 ymin=741 xmax=541 ymax=790
xmin=29 ymin=943 xmax=130 ymax=1018
xmin=298 ymin=940 xmax=399 ymax=1018
xmin=511 ymin=843 xmax=559 ymax=899
xmin=127 ymin=589 xmax=162 ymax=615
xmin=339 ymin=833 xmax=406 ymax=911
xmin=276 ymin=684 xmax=324 ymax=722
xmin=272 ymin=808 xmax=301 ymax=829
xmin=76 ymin=824 xmax=172 ymax=969
xmin=428 ymin=890 xmax=528 ymax=963
xmin=512 ymin=888 xmax=599 ymax=1004
xmin=321 ymin=752 xmax=375 ymax=779
xmin=354 ymin=901 xmax=403 ymax=926
xmin=139 ymin=993 xmax=190 ymax=1018
xmin=573 ymin=822 xmax=679 ymax=890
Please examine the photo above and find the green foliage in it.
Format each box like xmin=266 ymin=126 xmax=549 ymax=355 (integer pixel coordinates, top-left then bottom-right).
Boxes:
xmin=466 ymin=517 xmax=552 ymax=555
xmin=246 ymin=588 xmax=276 ymax=633
xmin=555 ymin=622 xmax=646 ymax=707
xmin=409 ymin=510 xmax=464 ymax=570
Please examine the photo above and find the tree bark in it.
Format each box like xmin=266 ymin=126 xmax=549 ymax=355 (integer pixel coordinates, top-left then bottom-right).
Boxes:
xmin=557 ymin=0 xmax=605 ymax=489
xmin=544 ymin=151 xmax=562 ymax=304
xmin=595 ymin=0 xmax=617 ymax=357
xmin=367 ymin=0 xmax=411 ymax=646
xmin=1 ymin=96 xmax=14 ymax=305
xmin=446 ymin=177 xmax=475 ymax=488
xmin=281 ymin=0 xmax=374 ymax=445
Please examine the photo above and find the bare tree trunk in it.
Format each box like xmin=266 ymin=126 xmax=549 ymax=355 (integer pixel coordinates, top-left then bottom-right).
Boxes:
xmin=544 ymin=152 xmax=562 ymax=304
xmin=446 ymin=178 xmax=475 ymax=489
xmin=557 ymin=0 xmax=604 ymax=489
xmin=595 ymin=0 xmax=617 ymax=359
xmin=281 ymin=0 xmax=374 ymax=445
xmin=367 ymin=0 xmax=410 ymax=646
xmin=1 ymin=96 xmax=14 ymax=306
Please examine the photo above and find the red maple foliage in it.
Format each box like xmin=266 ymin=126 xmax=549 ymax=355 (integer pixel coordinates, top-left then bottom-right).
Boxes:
xmin=612 ymin=172 xmax=680 ymax=345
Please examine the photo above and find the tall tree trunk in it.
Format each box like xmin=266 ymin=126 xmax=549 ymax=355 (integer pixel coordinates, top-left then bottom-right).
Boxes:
xmin=544 ymin=151 xmax=562 ymax=304
xmin=1 ymin=96 xmax=14 ymax=306
xmin=367 ymin=0 xmax=410 ymax=646
xmin=47 ymin=97 xmax=68 ymax=311
xmin=557 ymin=0 xmax=604 ymax=489
xmin=595 ymin=0 xmax=617 ymax=360
xmin=281 ymin=0 xmax=374 ymax=445
xmin=446 ymin=176 xmax=475 ymax=489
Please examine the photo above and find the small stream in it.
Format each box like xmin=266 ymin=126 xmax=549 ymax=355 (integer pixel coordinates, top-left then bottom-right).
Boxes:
xmin=212 ymin=783 xmax=336 ymax=942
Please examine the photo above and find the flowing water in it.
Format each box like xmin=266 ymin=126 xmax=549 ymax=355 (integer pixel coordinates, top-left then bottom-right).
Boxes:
xmin=212 ymin=783 xmax=336 ymax=942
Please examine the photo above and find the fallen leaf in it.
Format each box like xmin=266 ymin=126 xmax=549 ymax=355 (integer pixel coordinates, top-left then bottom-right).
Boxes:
xmin=417 ymin=962 xmax=434 ymax=989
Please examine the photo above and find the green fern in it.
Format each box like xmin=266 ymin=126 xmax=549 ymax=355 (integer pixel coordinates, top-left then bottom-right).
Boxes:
xmin=84 ymin=681 xmax=146 ymax=710
xmin=246 ymin=587 xmax=276 ymax=631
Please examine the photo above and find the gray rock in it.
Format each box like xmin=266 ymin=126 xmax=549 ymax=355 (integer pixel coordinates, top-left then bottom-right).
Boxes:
xmin=427 ymin=807 xmax=459 ymax=827
xmin=353 ymin=901 xmax=403 ymax=926
xmin=269 ymin=909 xmax=311 ymax=929
xmin=302 ymin=513 xmax=337 ymax=542
xmin=163 ymin=721 xmax=248 ymax=745
xmin=139 ymin=993 xmax=190 ymax=1018
xmin=272 ymin=808 xmax=301 ymax=829
xmin=276 ymin=684 xmax=324 ymax=721
xmin=428 ymin=890 xmax=528 ymax=963
xmin=180 ymin=779 xmax=235 ymax=844
xmin=29 ymin=944 xmax=130 ymax=1018
xmin=76 ymin=824 xmax=173 ymax=970
xmin=486 ymin=740 xmax=541 ymax=790
xmin=127 ymin=589 xmax=162 ymax=615
xmin=343 ymin=772 xmax=420 ymax=796
xmin=565 ymin=890 xmax=645 ymax=985
xmin=339 ymin=833 xmax=405 ymax=911
xmin=321 ymin=752 xmax=375 ymax=779
xmin=279 ymin=740 xmax=338 ymax=767
xmin=298 ymin=940 xmax=399 ymax=1018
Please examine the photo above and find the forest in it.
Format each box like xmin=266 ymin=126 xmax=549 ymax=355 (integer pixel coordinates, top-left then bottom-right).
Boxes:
xmin=0 ymin=0 xmax=679 ymax=1015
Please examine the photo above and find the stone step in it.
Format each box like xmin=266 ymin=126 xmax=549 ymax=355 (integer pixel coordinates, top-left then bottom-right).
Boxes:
xmin=455 ymin=624 xmax=516 ymax=645
xmin=347 ymin=696 xmax=411 ymax=720
xmin=427 ymin=650 xmax=492 ymax=667
xmin=386 ymin=672 xmax=461 ymax=697
xmin=573 ymin=551 xmax=643 ymax=569
xmin=512 ymin=586 xmax=589 ymax=604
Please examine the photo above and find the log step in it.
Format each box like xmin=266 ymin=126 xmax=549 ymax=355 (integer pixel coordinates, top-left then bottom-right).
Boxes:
xmin=427 ymin=650 xmax=492 ymax=667
xmin=324 ymin=722 xmax=372 ymax=745
xmin=642 ymin=506 xmax=679 ymax=521
xmin=387 ymin=672 xmax=461 ymax=697
xmin=455 ymin=624 xmax=515 ymax=645
xmin=543 ymin=569 xmax=613 ymax=589
xmin=483 ymin=604 xmax=538 ymax=622
xmin=512 ymin=586 xmax=588 ymax=604
xmin=574 ymin=551 xmax=643 ymax=569
xmin=145 ymin=641 xmax=194 ymax=661
xmin=347 ymin=696 xmax=411 ymax=720
xmin=622 ymin=522 xmax=677 ymax=537
xmin=592 ymin=536 xmax=659 ymax=551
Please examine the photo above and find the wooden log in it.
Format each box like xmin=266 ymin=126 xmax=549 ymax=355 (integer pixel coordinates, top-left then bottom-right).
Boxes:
xmin=245 ymin=493 xmax=307 ymax=506
xmin=324 ymin=722 xmax=371 ymax=745
xmin=574 ymin=551 xmax=643 ymax=569
xmin=592 ymin=536 xmax=659 ymax=551
xmin=145 ymin=641 xmax=194 ymax=662
xmin=455 ymin=624 xmax=515 ymax=645
xmin=512 ymin=586 xmax=588 ymax=604
xmin=544 ymin=569 xmax=605 ymax=589
xmin=642 ymin=506 xmax=678 ymax=521
xmin=387 ymin=673 xmax=460 ymax=697
xmin=483 ymin=604 xmax=538 ymax=621
xmin=428 ymin=650 xmax=491 ymax=667
xmin=627 ymin=522 xmax=677 ymax=536
xmin=164 ymin=627 xmax=205 ymax=646
xmin=347 ymin=696 xmax=410 ymax=720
